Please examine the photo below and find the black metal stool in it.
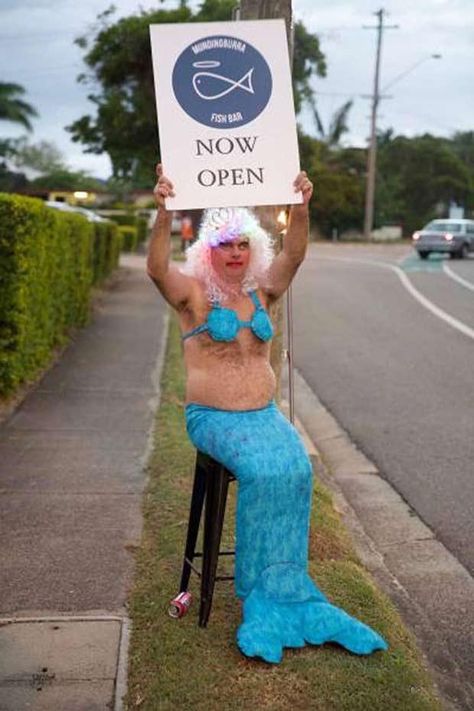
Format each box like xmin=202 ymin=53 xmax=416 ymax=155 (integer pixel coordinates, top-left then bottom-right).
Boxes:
xmin=172 ymin=450 xmax=236 ymax=627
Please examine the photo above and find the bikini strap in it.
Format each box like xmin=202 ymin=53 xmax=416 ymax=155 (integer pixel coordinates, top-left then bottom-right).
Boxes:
xmin=249 ymin=289 xmax=264 ymax=310
xmin=182 ymin=323 xmax=208 ymax=341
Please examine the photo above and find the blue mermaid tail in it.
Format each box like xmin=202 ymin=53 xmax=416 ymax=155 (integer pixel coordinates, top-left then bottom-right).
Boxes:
xmin=185 ymin=401 xmax=388 ymax=664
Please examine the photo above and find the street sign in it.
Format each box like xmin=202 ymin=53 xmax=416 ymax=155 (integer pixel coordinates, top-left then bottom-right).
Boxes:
xmin=149 ymin=20 xmax=302 ymax=210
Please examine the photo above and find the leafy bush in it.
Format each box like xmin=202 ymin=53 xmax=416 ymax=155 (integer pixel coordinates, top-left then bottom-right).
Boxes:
xmin=136 ymin=216 xmax=148 ymax=244
xmin=108 ymin=212 xmax=136 ymax=227
xmin=92 ymin=220 xmax=122 ymax=283
xmin=0 ymin=194 xmax=121 ymax=395
xmin=118 ymin=224 xmax=138 ymax=252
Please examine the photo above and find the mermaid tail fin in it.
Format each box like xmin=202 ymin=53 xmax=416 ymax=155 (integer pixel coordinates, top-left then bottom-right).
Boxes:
xmin=302 ymin=602 xmax=388 ymax=655
xmin=237 ymin=563 xmax=388 ymax=664
xmin=185 ymin=404 xmax=388 ymax=664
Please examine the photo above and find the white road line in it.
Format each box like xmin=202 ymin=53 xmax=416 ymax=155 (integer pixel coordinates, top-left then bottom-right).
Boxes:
xmin=395 ymin=267 xmax=474 ymax=340
xmin=315 ymin=255 xmax=474 ymax=341
xmin=443 ymin=263 xmax=474 ymax=292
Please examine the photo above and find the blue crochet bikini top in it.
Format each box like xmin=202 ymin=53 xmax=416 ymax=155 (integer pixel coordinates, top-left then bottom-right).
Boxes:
xmin=182 ymin=290 xmax=273 ymax=343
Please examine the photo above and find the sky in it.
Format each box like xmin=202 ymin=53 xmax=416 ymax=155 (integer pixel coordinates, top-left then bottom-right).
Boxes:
xmin=1 ymin=0 xmax=473 ymax=179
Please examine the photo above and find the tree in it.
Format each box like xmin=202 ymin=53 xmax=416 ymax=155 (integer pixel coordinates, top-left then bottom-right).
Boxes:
xmin=296 ymin=130 xmax=367 ymax=235
xmin=289 ymin=20 xmax=327 ymax=115
xmin=311 ymin=162 xmax=365 ymax=235
xmin=67 ymin=4 xmax=192 ymax=185
xmin=67 ymin=1 xmax=327 ymax=185
xmin=0 ymin=138 xmax=16 ymax=159
xmin=0 ymin=161 xmax=28 ymax=192
xmin=301 ymin=129 xmax=474 ymax=236
xmin=305 ymin=143 xmax=365 ymax=235
xmin=2 ymin=137 xmax=101 ymax=191
xmin=30 ymin=168 xmax=104 ymax=191
xmin=310 ymin=99 xmax=353 ymax=148
xmin=376 ymin=132 xmax=473 ymax=233
xmin=11 ymin=138 xmax=65 ymax=174
xmin=0 ymin=82 xmax=38 ymax=131
xmin=449 ymin=131 xmax=474 ymax=173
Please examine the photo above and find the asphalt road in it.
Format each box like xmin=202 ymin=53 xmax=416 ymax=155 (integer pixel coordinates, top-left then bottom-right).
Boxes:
xmin=291 ymin=242 xmax=474 ymax=574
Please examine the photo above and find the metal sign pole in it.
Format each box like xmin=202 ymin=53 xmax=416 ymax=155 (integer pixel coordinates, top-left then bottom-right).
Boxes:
xmin=278 ymin=212 xmax=295 ymax=425
xmin=286 ymin=281 xmax=295 ymax=424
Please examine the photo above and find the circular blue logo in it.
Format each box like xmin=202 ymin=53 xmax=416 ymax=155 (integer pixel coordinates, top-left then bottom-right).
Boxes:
xmin=172 ymin=35 xmax=272 ymax=129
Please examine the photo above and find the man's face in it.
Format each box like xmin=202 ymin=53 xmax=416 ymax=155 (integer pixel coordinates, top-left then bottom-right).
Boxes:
xmin=210 ymin=236 xmax=251 ymax=284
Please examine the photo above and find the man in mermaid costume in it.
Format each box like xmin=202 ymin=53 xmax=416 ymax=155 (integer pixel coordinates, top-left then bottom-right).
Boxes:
xmin=147 ymin=163 xmax=388 ymax=664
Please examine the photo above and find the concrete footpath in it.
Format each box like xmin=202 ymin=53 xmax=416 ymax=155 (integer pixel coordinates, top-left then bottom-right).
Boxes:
xmin=0 ymin=253 xmax=167 ymax=710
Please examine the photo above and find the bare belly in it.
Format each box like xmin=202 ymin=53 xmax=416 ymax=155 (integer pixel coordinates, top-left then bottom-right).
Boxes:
xmin=185 ymin=357 xmax=276 ymax=410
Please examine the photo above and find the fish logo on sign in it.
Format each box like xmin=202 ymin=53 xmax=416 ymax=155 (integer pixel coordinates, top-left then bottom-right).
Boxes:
xmin=172 ymin=35 xmax=272 ymax=129
xmin=192 ymin=61 xmax=255 ymax=101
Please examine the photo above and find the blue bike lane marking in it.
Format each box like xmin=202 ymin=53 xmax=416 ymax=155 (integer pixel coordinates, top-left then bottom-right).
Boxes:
xmin=398 ymin=252 xmax=445 ymax=273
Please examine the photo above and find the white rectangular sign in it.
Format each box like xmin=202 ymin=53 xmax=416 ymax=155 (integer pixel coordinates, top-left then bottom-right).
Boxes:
xmin=149 ymin=19 xmax=302 ymax=210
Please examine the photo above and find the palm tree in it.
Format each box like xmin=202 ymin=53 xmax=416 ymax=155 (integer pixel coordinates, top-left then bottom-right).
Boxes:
xmin=308 ymin=96 xmax=353 ymax=148
xmin=326 ymin=100 xmax=353 ymax=147
xmin=0 ymin=82 xmax=38 ymax=131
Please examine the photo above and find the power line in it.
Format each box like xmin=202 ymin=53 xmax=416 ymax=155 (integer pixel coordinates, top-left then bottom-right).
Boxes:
xmin=381 ymin=54 xmax=442 ymax=93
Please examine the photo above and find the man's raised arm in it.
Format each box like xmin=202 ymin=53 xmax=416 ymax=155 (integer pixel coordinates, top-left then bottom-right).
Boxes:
xmin=146 ymin=164 xmax=196 ymax=310
xmin=264 ymin=171 xmax=313 ymax=302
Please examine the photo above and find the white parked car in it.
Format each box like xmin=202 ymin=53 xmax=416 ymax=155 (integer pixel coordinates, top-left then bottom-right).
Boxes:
xmin=46 ymin=201 xmax=109 ymax=223
xmin=412 ymin=218 xmax=474 ymax=259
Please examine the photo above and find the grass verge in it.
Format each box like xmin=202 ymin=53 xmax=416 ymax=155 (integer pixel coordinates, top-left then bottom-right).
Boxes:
xmin=125 ymin=314 xmax=442 ymax=711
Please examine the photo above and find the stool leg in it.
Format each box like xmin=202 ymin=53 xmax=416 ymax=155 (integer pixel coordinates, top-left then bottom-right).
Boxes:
xmin=199 ymin=463 xmax=230 ymax=627
xmin=179 ymin=454 xmax=207 ymax=592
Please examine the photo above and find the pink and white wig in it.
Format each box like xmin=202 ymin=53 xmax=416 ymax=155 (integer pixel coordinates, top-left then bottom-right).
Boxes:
xmin=181 ymin=207 xmax=275 ymax=302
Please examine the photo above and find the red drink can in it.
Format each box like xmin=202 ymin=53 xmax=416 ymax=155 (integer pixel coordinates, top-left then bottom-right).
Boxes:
xmin=168 ymin=591 xmax=192 ymax=618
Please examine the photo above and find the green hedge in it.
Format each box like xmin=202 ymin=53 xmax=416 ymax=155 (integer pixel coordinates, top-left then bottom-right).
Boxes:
xmin=92 ymin=221 xmax=123 ymax=284
xmin=136 ymin=216 xmax=148 ymax=245
xmin=107 ymin=212 xmax=149 ymax=247
xmin=118 ymin=225 xmax=138 ymax=252
xmin=109 ymin=212 xmax=136 ymax=227
xmin=0 ymin=194 xmax=122 ymax=395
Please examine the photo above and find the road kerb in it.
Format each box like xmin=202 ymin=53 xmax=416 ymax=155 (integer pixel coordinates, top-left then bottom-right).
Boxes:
xmin=288 ymin=367 xmax=474 ymax=711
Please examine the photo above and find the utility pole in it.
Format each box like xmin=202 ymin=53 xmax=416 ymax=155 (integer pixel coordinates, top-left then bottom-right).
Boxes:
xmin=363 ymin=9 xmax=397 ymax=240
xmin=238 ymin=1 xmax=292 ymax=47
xmin=239 ymin=0 xmax=295 ymax=417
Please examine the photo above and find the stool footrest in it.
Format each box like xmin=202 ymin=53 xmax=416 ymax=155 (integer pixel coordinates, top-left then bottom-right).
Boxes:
xmin=184 ymin=558 xmax=202 ymax=577
xmin=185 ymin=557 xmax=235 ymax=582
